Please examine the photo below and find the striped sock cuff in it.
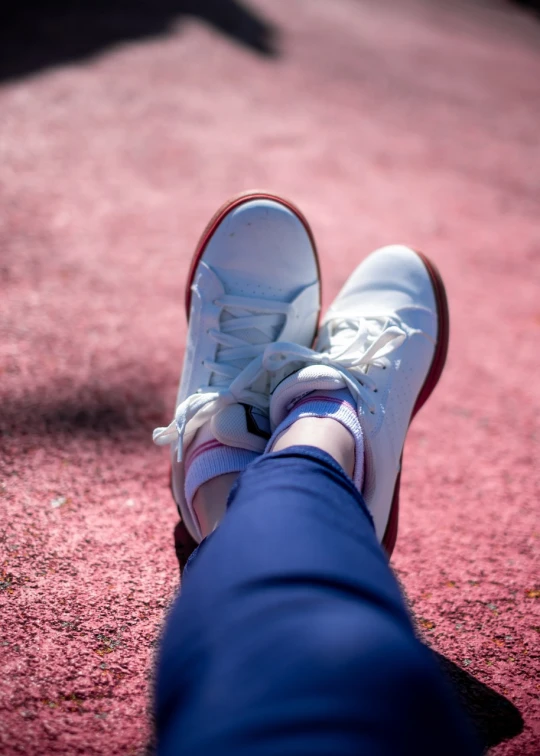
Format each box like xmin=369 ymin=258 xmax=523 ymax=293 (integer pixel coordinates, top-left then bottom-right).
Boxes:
xmin=266 ymin=389 xmax=364 ymax=489
xmin=184 ymin=443 xmax=258 ymax=509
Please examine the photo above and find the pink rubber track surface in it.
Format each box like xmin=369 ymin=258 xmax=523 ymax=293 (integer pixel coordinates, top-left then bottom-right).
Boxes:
xmin=1 ymin=1 xmax=538 ymax=754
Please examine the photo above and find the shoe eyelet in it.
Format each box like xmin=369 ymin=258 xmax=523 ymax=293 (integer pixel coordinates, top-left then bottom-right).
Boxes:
xmin=373 ymin=388 xmax=378 ymax=393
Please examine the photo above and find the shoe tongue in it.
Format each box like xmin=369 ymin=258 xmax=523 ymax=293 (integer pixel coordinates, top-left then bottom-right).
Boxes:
xmin=211 ymin=404 xmax=270 ymax=453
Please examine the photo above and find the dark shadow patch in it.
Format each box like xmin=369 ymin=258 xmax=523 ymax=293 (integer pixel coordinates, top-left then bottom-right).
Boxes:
xmin=0 ymin=0 xmax=278 ymax=83
xmin=434 ymin=651 xmax=524 ymax=750
xmin=173 ymin=518 xmax=198 ymax=575
xmin=0 ymin=381 xmax=167 ymax=445
xmin=510 ymin=0 xmax=540 ymax=14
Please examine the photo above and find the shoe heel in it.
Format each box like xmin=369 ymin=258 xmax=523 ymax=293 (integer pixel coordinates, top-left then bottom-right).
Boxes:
xmin=412 ymin=251 xmax=450 ymax=417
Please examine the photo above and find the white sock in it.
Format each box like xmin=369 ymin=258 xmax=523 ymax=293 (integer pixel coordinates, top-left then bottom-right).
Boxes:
xmin=266 ymin=388 xmax=364 ymax=489
xmin=184 ymin=435 xmax=258 ymax=508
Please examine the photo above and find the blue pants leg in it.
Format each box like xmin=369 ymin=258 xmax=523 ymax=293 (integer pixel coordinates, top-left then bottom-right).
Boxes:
xmin=156 ymin=447 xmax=480 ymax=755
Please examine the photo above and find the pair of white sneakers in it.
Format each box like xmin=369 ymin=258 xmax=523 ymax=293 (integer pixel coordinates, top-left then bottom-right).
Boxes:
xmin=153 ymin=192 xmax=449 ymax=556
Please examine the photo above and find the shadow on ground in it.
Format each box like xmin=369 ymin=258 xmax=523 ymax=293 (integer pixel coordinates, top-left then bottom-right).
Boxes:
xmin=511 ymin=0 xmax=540 ymax=13
xmin=0 ymin=382 xmax=165 ymax=446
xmin=434 ymin=651 xmax=524 ymax=751
xmin=0 ymin=0 xmax=278 ymax=83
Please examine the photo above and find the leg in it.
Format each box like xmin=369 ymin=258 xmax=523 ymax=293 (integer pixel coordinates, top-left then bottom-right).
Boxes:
xmin=156 ymin=443 xmax=480 ymax=756
xmin=271 ymin=416 xmax=356 ymax=477
xmin=193 ymin=417 xmax=355 ymax=536
xmin=155 ymin=215 xmax=473 ymax=754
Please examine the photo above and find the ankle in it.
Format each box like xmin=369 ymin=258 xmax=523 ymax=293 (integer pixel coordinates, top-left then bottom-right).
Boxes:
xmin=193 ymin=472 xmax=240 ymax=537
xmin=270 ymin=417 xmax=356 ymax=477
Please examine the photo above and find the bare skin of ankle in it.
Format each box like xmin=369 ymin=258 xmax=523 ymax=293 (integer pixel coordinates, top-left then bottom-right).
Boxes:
xmin=193 ymin=418 xmax=355 ymax=538
xmin=271 ymin=417 xmax=355 ymax=477
xmin=193 ymin=472 xmax=239 ymax=537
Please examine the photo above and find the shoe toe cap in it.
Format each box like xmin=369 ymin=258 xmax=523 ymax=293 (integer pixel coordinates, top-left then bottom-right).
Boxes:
xmin=327 ymin=245 xmax=439 ymax=335
xmin=203 ymin=199 xmax=319 ymax=302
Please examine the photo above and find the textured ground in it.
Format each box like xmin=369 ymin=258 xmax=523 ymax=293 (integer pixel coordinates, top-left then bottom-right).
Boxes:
xmin=1 ymin=0 xmax=539 ymax=753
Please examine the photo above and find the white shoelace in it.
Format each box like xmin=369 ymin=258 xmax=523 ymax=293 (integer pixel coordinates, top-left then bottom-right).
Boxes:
xmin=153 ymin=294 xmax=293 ymax=461
xmin=262 ymin=314 xmax=408 ymax=415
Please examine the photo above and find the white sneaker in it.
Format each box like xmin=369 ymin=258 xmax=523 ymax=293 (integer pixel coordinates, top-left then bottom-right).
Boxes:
xmin=153 ymin=191 xmax=321 ymax=542
xmin=266 ymin=245 xmax=449 ymax=555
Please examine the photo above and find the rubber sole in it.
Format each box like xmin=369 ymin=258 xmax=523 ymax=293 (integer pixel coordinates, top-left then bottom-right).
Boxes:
xmin=381 ymin=250 xmax=450 ymax=557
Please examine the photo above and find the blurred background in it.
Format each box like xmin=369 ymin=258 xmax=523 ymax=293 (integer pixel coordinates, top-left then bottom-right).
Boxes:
xmin=1 ymin=1 xmax=539 ymax=754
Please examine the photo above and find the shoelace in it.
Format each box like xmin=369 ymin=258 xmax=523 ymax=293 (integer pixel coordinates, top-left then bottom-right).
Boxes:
xmin=262 ymin=314 xmax=408 ymax=416
xmin=153 ymin=294 xmax=293 ymax=461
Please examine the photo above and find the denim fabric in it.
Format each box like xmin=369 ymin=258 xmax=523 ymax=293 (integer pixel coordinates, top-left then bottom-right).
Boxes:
xmin=156 ymin=446 xmax=480 ymax=755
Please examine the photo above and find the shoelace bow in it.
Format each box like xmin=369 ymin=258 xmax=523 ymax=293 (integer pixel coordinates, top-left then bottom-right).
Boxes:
xmin=262 ymin=314 xmax=408 ymax=415
xmin=153 ymin=294 xmax=293 ymax=461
